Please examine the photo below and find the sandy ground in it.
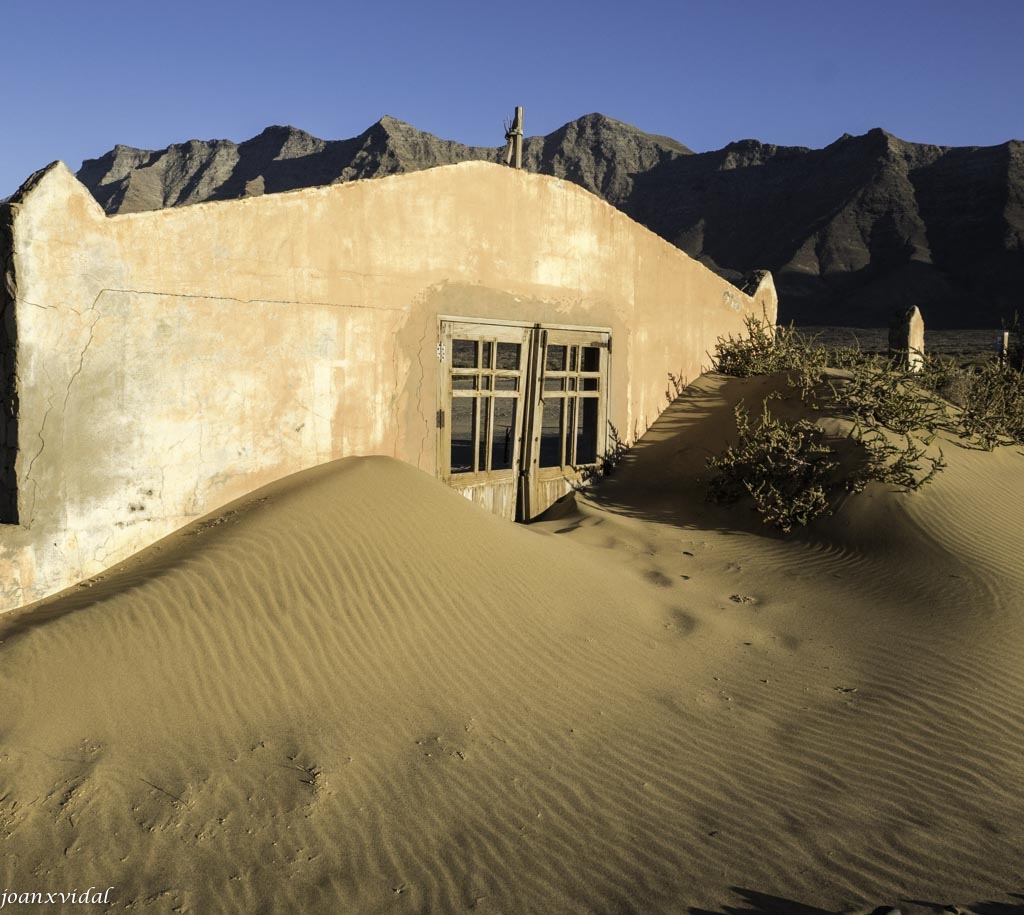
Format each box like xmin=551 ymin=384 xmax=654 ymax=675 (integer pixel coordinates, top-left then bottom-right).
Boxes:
xmin=1 ymin=372 xmax=1023 ymax=914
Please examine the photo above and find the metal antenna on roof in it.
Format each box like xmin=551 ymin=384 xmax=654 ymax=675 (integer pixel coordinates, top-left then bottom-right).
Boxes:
xmin=503 ymin=106 xmax=523 ymax=170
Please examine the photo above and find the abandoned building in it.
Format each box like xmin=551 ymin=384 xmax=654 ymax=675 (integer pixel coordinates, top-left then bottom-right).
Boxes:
xmin=0 ymin=159 xmax=777 ymax=612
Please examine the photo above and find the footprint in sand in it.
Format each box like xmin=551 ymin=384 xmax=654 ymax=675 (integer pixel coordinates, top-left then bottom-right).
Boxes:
xmin=668 ymin=608 xmax=698 ymax=635
xmin=645 ymin=569 xmax=674 ymax=588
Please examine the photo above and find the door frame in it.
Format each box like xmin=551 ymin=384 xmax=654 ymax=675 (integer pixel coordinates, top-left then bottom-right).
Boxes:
xmin=437 ymin=316 xmax=612 ymax=521
xmin=518 ymin=324 xmax=611 ymax=521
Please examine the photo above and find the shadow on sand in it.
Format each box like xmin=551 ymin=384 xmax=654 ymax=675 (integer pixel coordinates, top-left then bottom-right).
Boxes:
xmin=575 ymin=372 xmax=807 ymax=539
xmin=689 ymin=887 xmax=1024 ymax=915
xmin=689 ymin=887 xmax=839 ymax=914
xmin=908 ymin=896 xmax=1024 ymax=915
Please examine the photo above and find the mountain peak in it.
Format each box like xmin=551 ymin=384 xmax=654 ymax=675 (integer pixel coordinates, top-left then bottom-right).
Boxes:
xmin=369 ymin=115 xmax=421 ymax=138
xmin=556 ymin=113 xmax=693 ymax=155
xmin=572 ymin=112 xmax=632 ymax=129
xmin=251 ymin=125 xmax=307 ymax=141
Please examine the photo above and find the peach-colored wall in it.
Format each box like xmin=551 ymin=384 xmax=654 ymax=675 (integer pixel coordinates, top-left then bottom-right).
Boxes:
xmin=0 ymin=160 xmax=775 ymax=611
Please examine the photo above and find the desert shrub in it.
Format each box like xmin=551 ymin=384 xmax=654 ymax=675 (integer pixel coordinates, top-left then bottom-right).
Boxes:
xmin=914 ymin=352 xmax=1024 ymax=448
xmin=707 ymin=395 xmax=947 ymax=531
xmin=712 ymin=314 xmax=823 ymax=377
xmin=713 ymin=314 xmax=882 ymax=384
xmin=956 ymin=362 xmax=1024 ymax=449
xmin=702 ymin=312 xmax=1024 ymax=531
xmin=666 ymin=371 xmax=687 ymax=402
xmin=847 ymin=425 xmax=946 ymax=493
xmin=707 ymin=399 xmax=838 ymax=532
xmin=831 ymin=362 xmax=945 ymax=435
xmin=918 ymin=354 xmax=970 ymax=406
xmin=572 ymin=421 xmax=630 ymax=490
xmin=827 ymin=341 xmax=873 ymax=370
xmin=600 ymin=421 xmax=630 ymax=475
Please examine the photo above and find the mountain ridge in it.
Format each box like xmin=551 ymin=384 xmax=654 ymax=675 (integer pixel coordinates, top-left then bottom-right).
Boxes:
xmin=75 ymin=114 xmax=1024 ymax=328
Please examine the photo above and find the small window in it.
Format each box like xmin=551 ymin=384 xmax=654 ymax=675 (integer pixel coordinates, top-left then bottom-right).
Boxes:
xmin=490 ymin=398 xmax=518 ymax=471
xmin=496 ymin=343 xmax=520 ymax=369
xmin=545 ymin=345 xmax=567 ymax=372
xmin=450 ymin=398 xmax=478 ymax=473
xmin=452 ymin=339 xmax=479 ymax=368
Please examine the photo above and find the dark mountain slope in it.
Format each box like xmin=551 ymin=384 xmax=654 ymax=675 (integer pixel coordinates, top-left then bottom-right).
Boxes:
xmin=519 ymin=112 xmax=692 ymax=205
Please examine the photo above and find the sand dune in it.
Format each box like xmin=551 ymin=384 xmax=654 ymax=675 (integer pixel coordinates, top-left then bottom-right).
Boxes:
xmin=2 ymin=373 xmax=1023 ymax=914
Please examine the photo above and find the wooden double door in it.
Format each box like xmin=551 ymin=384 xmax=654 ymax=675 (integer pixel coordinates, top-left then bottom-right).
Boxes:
xmin=437 ymin=318 xmax=611 ymax=521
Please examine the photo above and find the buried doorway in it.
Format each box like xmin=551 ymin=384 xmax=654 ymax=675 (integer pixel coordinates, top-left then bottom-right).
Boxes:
xmin=437 ymin=318 xmax=610 ymax=521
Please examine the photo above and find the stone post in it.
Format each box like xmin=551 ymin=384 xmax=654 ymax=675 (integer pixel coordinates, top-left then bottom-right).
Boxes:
xmin=998 ymin=330 xmax=1010 ymax=368
xmin=503 ymin=107 xmax=523 ymax=169
xmin=888 ymin=306 xmax=925 ymax=373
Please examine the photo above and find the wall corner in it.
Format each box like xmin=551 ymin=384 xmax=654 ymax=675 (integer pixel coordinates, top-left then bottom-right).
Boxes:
xmin=0 ymin=197 xmax=19 ymax=524
xmin=741 ymin=269 xmax=778 ymax=326
xmin=9 ymin=161 xmax=106 ymax=221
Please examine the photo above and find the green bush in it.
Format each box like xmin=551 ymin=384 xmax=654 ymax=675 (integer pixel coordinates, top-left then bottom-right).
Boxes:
xmin=703 ymin=312 xmax=1024 ymax=530
xmin=712 ymin=314 xmax=823 ymax=377
xmin=956 ymin=361 xmax=1024 ymax=449
xmin=706 ymin=316 xmax=954 ymax=531
xmin=572 ymin=421 xmax=630 ymax=490
xmin=707 ymin=399 xmax=838 ymax=532
xmin=847 ymin=425 xmax=946 ymax=493
xmin=831 ymin=362 xmax=945 ymax=435
xmin=712 ymin=314 xmax=881 ymax=380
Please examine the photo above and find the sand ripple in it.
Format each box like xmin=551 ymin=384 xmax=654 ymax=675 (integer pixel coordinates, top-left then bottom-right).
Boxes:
xmin=2 ymin=375 xmax=1023 ymax=913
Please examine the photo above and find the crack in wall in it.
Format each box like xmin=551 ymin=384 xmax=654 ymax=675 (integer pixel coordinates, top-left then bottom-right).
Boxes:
xmin=414 ymin=317 xmax=434 ymax=468
xmin=17 ymin=302 xmax=102 ymax=528
xmin=12 ymin=282 xmax=411 ymax=530
xmin=33 ymin=286 xmax=416 ymax=314
xmin=189 ymin=424 xmax=206 ymax=514
xmin=63 ymin=311 xmax=101 ymax=412
xmin=96 ymin=531 xmax=120 ymax=570
xmin=23 ymin=396 xmax=54 ymax=527
xmin=389 ymin=335 xmax=403 ymax=460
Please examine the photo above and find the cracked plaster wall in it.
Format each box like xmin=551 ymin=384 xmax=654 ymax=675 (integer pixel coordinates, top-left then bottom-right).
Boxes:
xmin=0 ymin=160 xmax=774 ymax=612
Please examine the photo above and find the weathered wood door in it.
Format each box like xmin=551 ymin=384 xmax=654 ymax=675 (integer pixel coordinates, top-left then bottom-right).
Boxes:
xmin=438 ymin=319 xmax=610 ymax=521
xmin=518 ymin=326 xmax=611 ymax=521
xmin=438 ymin=319 xmax=531 ymax=520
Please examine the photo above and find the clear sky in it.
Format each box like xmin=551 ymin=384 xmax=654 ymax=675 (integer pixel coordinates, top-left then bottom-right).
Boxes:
xmin=2 ymin=0 xmax=1021 ymax=198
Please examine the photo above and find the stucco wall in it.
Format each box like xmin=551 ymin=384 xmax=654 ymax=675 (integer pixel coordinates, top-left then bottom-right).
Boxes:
xmin=0 ymin=160 xmax=776 ymax=612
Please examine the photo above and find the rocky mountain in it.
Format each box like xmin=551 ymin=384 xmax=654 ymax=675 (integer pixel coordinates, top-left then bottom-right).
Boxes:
xmin=623 ymin=128 xmax=1024 ymax=327
xmin=76 ymin=115 xmax=1023 ymax=328
xmin=75 ymin=116 xmax=499 ymax=214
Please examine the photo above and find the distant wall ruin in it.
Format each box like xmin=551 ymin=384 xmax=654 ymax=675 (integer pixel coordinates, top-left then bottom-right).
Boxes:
xmin=0 ymin=160 xmax=776 ymax=612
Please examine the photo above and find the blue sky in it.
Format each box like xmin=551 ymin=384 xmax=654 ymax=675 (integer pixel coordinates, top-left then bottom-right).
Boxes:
xmin=2 ymin=0 xmax=1021 ymax=198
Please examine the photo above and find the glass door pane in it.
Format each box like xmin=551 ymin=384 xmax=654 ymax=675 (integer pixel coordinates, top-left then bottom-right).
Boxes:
xmin=450 ymin=397 xmax=477 ymax=473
